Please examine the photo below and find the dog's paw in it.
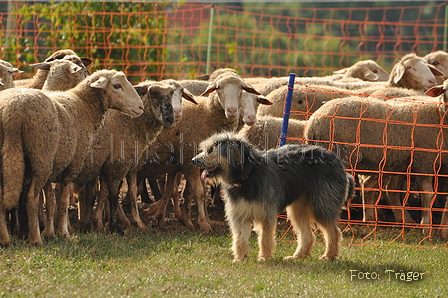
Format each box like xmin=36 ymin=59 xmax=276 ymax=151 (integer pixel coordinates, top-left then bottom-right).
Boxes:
xmin=283 ymin=255 xmax=297 ymax=261
xmin=319 ymin=255 xmax=337 ymax=261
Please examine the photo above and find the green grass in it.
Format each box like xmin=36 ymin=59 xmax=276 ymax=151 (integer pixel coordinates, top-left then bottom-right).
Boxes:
xmin=0 ymin=224 xmax=446 ymax=298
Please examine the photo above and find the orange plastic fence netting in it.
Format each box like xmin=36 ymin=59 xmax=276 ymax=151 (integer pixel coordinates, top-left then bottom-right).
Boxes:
xmin=278 ymin=80 xmax=448 ymax=249
xmin=0 ymin=2 xmax=448 ymax=82
xmin=0 ymin=1 xmax=447 ymax=248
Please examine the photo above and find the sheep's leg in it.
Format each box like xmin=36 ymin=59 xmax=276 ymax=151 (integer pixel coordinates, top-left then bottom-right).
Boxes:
xmin=117 ymin=202 xmax=131 ymax=229
xmin=154 ymin=173 xmax=176 ymax=226
xmin=42 ymin=181 xmax=56 ymax=238
xmin=93 ymin=178 xmax=108 ymax=231
xmin=418 ymin=177 xmax=436 ymax=234
xmin=438 ymin=197 xmax=448 ymax=240
xmin=148 ymin=177 xmax=163 ymax=202
xmin=107 ymin=179 xmax=125 ymax=235
xmin=56 ymin=181 xmax=71 ymax=239
xmin=27 ymin=179 xmax=43 ymax=246
xmin=185 ymin=169 xmax=211 ymax=232
xmin=78 ymin=180 xmax=97 ymax=232
xmin=172 ymin=172 xmax=183 ymax=220
xmin=385 ymin=175 xmax=416 ymax=224
xmin=180 ymin=181 xmax=194 ymax=230
xmin=126 ymin=173 xmax=145 ymax=229
xmin=358 ymin=174 xmax=379 ymax=222
xmin=0 ymin=202 xmax=10 ymax=247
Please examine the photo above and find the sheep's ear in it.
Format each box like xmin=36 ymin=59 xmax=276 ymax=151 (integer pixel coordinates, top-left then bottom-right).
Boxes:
xmin=182 ymin=88 xmax=198 ymax=104
xmin=363 ymin=70 xmax=379 ymax=81
xmin=9 ymin=68 xmax=23 ymax=75
xmin=134 ymin=85 xmax=148 ymax=97
xmin=392 ymin=64 xmax=406 ymax=84
xmin=333 ymin=68 xmax=347 ymax=74
xmin=81 ymin=58 xmax=92 ymax=67
xmin=70 ymin=65 xmax=83 ymax=74
xmin=201 ymin=82 xmax=217 ymax=95
xmin=257 ymin=95 xmax=273 ymax=105
xmin=90 ymin=77 xmax=108 ymax=89
xmin=30 ymin=62 xmax=52 ymax=71
xmin=427 ymin=63 xmax=445 ymax=77
xmin=242 ymin=83 xmax=261 ymax=95
xmin=425 ymin=85 xmax=445 ymax=97
xmin=195 ymin=74 xmax=210 ymax=80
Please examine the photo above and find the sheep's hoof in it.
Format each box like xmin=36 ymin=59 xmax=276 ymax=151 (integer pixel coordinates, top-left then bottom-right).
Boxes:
xmin=110 ymin=225 xmax=125 ymax=236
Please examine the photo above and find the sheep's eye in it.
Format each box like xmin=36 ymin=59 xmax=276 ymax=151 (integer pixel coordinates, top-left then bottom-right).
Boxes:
xmin=432 ymin=61 xmax=440 ymax=66
xmin=373 ymin=69 xmax=378 ymax=73
xmin=207 ymin=147 xmax=214 ymax=154
xmin=113 ymin=83 xmax=122 ymax=89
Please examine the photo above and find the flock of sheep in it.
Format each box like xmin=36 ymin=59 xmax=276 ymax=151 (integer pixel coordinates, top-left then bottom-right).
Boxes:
xmin=0 ymin=48 xmax=447 ymax=247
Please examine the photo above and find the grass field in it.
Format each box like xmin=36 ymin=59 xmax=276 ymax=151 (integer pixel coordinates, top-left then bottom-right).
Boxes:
xmin=0 ymin=220 xmax=446 ymax=298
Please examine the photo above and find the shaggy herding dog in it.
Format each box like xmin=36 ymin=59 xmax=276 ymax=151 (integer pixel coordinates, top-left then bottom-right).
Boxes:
xmin=192 ymin=132 xmax=355 ymax=262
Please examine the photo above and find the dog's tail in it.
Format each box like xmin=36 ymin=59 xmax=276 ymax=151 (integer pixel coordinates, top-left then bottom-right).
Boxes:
xmin=342 ymin=173 xmax=356 ymax=210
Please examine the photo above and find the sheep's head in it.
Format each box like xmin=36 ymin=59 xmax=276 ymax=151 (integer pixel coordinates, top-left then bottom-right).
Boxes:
xmin=201 ymin=74 xmax=261 ymax=119
xmin=424 ymin=50 xmax=448 ymax=83
xmin=425 ymin=79 xmax=448 ymax=104
xmin=31 ymin=59 xmax=85 ymax=91
xmin=160 ymin=79 xmax=197 ymax=120
xmin=135 ymin=82 xmax=175 ymax=128
xmin=389 ymin=53 xmax=444 ymax=91
xmin=90 ymin=70 xmax=144 ymax=118
xmin=0 ymin=60 xmax=22 ymax=90
xmin=334 ymin=59 xmax=389 ymax=82
xmin=44 ymin=49 xmax=92 ymax=77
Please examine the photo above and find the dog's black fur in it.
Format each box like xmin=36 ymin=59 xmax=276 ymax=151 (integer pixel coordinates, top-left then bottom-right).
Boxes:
xmin=192 ymin=132 xmax=355 ymax=261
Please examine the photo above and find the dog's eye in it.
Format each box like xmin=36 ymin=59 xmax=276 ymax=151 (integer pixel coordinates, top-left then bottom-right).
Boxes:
xmin=207 ymin=147 xmax=214 ymax=154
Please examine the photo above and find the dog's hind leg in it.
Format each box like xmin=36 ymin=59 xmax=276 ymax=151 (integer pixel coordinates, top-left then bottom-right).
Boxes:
xmin=254 ymin=217 xmax=277 ymax=262
xmin=317 ymin=220 xmax=342 ymax=261
xmin=284 ymin=202 xmax=315 ymax=260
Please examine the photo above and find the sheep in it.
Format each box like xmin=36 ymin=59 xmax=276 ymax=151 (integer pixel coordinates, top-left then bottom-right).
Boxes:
xmin=195 ymin=67 xmax=237 ymax=81
xmin=71 ymin=81 xmax=182 ymax=234
xmin=332 ymin=59 xmax=390 ymax=82
xmin=238 ymin=116 xmax=306 ymax=150
xmin=30 ymin=57 xmax=88 ymax=91
xmin=179 ymin=79 xmax=210 ymax=96
xmin=0 ymin=60 xmax=22 ymax=90
xmin=423 ymin=50 xmax=448 ymax=84
xmin=0 ymin=69 xmax=144 ymax=247
xmin=252 ymin=59 xmax=389 ymax=96
xmin=77 ymin=80 xmax=197 ymax=233
xmin=304 ymin=81 xmax=448 ymax=238
xmin=258 ymin=54 xmax=445 ymax=120
xmin=138 ymin=73 xmax=269 ymax=232
xmin=13 ymin=49 xmax=92 ymax=89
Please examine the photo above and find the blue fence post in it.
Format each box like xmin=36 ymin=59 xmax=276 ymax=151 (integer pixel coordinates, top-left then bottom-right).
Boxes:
xmin=279 ymin=73 xmax=296 ymax=147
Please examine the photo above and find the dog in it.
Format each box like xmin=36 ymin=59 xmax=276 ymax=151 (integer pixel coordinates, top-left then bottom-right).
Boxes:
xmin=192 ymin=132 xmax=355 ymax=262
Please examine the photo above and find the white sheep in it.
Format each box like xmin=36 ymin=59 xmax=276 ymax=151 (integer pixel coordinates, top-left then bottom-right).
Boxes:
xmin=305 ymin=81 xmax=448 ymax=238
xmin=332 ymin=59 xmax=390 ymax=82
xmin=423 ymin=50 xmax=448 ymax=84
xmin=0 ymin=60 xmax=22 ymax=90
xmin=0 ymin=69 xmax=144 ymax=247
xmin=238 ymin=116 xmax=306 ymax=150
xmin=30 ymin=58 xmax=88 ymax=91
xmin=13 ymin=49 xmax=92 ymax=89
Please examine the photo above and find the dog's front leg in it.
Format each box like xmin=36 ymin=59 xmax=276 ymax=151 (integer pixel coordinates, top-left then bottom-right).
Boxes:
xmin=254 ymin=219 xmax=277 ymax=262
xmin=229 ymin=219 xmax=252 ymax=261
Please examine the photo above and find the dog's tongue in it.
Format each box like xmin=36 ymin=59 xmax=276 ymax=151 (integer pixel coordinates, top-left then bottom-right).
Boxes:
xmin=201 ymin=169 xmax=210 ymax=180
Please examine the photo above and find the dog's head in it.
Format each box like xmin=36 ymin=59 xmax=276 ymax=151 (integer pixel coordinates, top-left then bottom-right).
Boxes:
xmin=192 ymin=132 xmax=255 ymax=187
